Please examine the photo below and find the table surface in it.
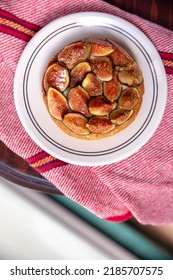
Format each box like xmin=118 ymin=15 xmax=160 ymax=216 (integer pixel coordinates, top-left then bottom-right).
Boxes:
xmin=0 ymin=0 xmax=173 ymax=194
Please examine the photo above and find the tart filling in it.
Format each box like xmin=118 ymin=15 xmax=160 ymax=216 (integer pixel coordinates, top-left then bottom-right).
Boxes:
xmin=42 ymin=38 xmax=144 ymax=140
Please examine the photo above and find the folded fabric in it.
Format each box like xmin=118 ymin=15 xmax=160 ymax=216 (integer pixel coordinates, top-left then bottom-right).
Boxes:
xmin=0 ymin=0 xmax=173 ymax=224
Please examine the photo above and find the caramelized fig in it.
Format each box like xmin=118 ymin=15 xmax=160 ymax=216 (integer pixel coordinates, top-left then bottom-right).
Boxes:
xmin=68 ymin=86 xmax=91 ymax=117
xmin=89 ymin=96 xmax=117 ymax=116
xmin=43 ymin=63 xmax=69 ymax=92
xmin=86 ymin=38 xmax=114 ymax=56
xmin=110 ymin=109 xmax=133 ymax=125
xmin=89 ymin=57 xmax=113 ymax=81
xmin=47 ymin=87 xmax=69 ymax=120
xmin=118 ymin=88 xmax=140 ymax=110
xmin=70 ymin=62 xmax=91 ymax=87
xmin=103 ymin=74 xmax=121 ymax=101
xmin=63 ymin=113 xmax=90 ymax=135
xmin=57 ymin=42 xmax=91 ymax=69
xmin=137 ymin=83 xmax=145 ymax=96
xmin=82 ymin=73 xmax=102 ymax=96
xmin=118 ymin=62 xmax=143 ymax=86
xmin=107 ymin=39 xmax=134 ymax=66
xmin=87 ymin=117 xmax=115 ymax=134
xmin=43 ymin=38 xmax=144 ymax=139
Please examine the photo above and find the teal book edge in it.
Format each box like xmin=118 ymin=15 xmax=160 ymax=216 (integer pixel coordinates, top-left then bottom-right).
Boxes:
xmin=48 ymin=195 xmax=172 ymax=260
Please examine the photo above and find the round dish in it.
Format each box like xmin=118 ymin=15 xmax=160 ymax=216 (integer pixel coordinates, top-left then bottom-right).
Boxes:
xmin=14 ymin=12 xmax=167 ymax=166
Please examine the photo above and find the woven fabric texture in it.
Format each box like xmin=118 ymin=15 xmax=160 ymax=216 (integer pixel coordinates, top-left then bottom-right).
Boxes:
xmin=0 ymin=0 xmax=173 ymax=224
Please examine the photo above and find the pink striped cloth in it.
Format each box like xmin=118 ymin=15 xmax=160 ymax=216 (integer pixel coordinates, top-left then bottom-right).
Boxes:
xmin=1 ymin=0 xmax=173 ymax=224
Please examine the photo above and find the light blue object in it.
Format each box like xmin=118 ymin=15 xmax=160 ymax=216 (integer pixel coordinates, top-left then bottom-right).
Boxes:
xmin=49 ymin=195 xmax=172 ymax=260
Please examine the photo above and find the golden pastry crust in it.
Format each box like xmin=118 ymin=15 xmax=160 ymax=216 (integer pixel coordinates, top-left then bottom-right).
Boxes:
xmin=42 ymin=38 xmax=144 ymax=140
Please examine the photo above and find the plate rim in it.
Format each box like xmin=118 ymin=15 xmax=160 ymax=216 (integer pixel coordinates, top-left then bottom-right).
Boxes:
xmin=14 ymin=12 xmax=167 ymax=166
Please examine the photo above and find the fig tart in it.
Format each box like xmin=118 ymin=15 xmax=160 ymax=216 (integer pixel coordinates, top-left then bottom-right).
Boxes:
xmin=42 ymin=38 xmax=144 ymax=140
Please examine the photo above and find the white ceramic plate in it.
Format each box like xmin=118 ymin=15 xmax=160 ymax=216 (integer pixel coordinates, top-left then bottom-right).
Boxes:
xmin=14 ymin=12 xmax=167 ymax=166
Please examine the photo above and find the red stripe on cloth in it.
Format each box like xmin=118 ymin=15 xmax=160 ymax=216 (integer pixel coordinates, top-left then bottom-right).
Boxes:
xmin=27 ymin=150 xmax=49 ymax=164
xmin=105 ymin=211 xmax=132 ymax=223
xmin=165 ymin=66 xmax=173 ymax=75
xmin=0 ymin=8 xmax=40 ymax=31
xmin=35 ymin=159 xmax=68 ymax=173
xmin=0 ymin=23 xmax=31 ymax=41
xmin=159 ymin=51 xmax=173 ymax=61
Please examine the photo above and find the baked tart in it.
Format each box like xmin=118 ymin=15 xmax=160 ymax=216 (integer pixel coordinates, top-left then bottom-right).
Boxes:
xmin=42 ymin=38 xmax=144 ymax=140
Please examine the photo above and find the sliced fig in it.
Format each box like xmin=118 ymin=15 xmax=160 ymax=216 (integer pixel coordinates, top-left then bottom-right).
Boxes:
xmin=118 ymin=62 xmax=143 ymax=86
xmin=63 ymin=113 xmax=90 ymax=135
xmin=47 ymin=87 xmax=69 ymax=120
xmin=107 ymin=39 xmax=134 ymax=66
xmin=110 ymin=108 xmax=133 ymax=125
xmin=68 ymin=86 xmax=91 ymax=117
xmin=82 ymin=73 xmax=102 ymax=96
xmin=103 ymin=74 xmax=121 ymax=101
xmin=89 ymin=96 xmax=117 ymax=116
xmin=57 ymin=42 xmax=91 ymax=69
xmin=86 ymin=38 xmax=114 ymax=56
xmin=87 ymin=117 xmax=115 ymax=134
xmin=43 ymin=63 xmax=69 ymax=92
xmin=89 ymin=57 xmax=113 ymax=81
xmin=118 ymin=88 xmax=140 ymax=110
xmin=137 ymin=82 xmax=145 ymax=95
xmin=70 ymin=62 xmax=91 ymax=87
xmin=63 ymin=87 xmax=70 ymax=97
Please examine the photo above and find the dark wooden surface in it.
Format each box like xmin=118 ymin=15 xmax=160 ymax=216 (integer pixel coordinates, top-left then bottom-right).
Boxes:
xmin=105 ymin=0 xmax=173 ymax=30
xmin=0 ymin=0 xmax=173 ymax=194
xmin=0 ymin=142 xmax=62 ymax=194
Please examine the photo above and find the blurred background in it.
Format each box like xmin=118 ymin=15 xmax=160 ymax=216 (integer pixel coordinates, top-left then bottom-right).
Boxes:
xmin=0 ymin=177 xmax=173 ymax=260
